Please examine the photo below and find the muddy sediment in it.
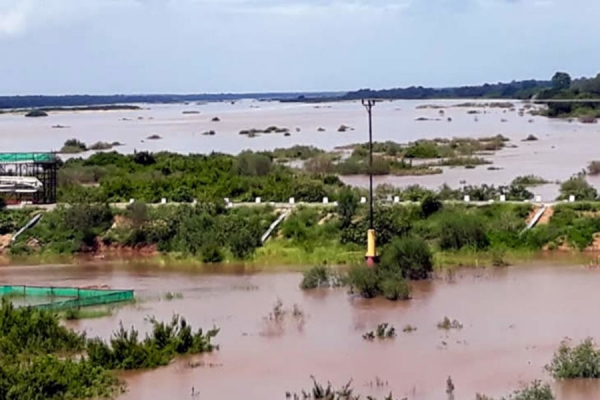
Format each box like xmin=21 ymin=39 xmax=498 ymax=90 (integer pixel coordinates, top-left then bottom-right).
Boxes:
xmin=2 ymin=263 xmax=600 ymax=399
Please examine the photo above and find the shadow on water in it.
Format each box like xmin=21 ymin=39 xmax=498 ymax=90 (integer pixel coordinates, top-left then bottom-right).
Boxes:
xmin=3 ymin=261 xmax=600 ymax=399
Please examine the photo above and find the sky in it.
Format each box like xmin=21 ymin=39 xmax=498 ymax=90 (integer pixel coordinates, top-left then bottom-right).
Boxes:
xmin=0 ymin=0 xmax=598 ymax=95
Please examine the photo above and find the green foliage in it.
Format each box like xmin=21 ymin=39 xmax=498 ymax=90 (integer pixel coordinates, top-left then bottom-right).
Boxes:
xmin=421 ymin=195 xmax=443 ymax=218
xmin=348 ymin=266 xmax=381 ymax=299
xmin=60 ymin=139 xmax=87 ymax=154
xmin=379 ymin=276 xmax=411 ymax=301
xmin=337 ymin=188 xmax=358 ymax=228
xmin=379 ymin=236 xmax=433 ymax=280
xmin=552 ymin=72 xmax=572 ymax=91
xmin=300 ymin=266 xmax=330 ymax=290
xmin=87 ymin=315 xmax=218 ymax=370
xmin=547 ymin=338 xmax=600 ymax=379
xmin=476 ymin=381 xmax=554 ymax=400
xmin=558 ymin=176 xmax=598 ymax=201
xmin=438 ymin=212 xmax=490 ymax=251
xmin=511 ymin=175 xmax=549 ymax=187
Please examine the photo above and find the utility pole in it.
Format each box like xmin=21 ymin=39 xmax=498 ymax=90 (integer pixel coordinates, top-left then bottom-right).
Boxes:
xmin=362 ymin=99 xmax=378 ymax=267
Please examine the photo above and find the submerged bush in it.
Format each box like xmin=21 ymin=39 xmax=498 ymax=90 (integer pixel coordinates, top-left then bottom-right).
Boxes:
xmin=87 ymin=315 xmax=219 ymax=370
xmin=476 ymin=380 xmax=554 ymax=400
xmin=299 ymin=266 xmax=343 ymax=290
xmin=546 ymin=338 xmax=600 ymax=379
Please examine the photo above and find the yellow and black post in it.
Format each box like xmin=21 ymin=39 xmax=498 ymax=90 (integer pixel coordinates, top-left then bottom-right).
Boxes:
xmin=362 ymin=99 xmax=379 ymax=267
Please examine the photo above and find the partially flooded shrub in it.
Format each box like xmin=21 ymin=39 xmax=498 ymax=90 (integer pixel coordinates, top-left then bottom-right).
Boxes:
xmin=588 ymin=161 xmax=600 ymax=176
xmin=476 ymin=380 xmax=554 ymax=400
xmin=437 ymin=317 xmax=463 ymax=330
xmin=363 ymin=323 xmax=396 ymax=340
xmin=347 ymin=266 xmax=380 ymax=299
xmin=288 ymin=378 xmax=400 ymax=400
xmin=380 ymin=275 xmax=410 ymax=301
xmin=86 ymin=315 xmax=219 ymax=370
xmin=300 ymin=266 xmax=332 ymax=290
xmin=547 ymin=338 xmax=600 ymax=379
xmin=403 ymin=324 xmax=417 ymax=333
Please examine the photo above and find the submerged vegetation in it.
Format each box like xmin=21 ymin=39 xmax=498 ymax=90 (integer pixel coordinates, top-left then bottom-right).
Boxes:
xmin=546 ymin=338 xmax=600 ymax=379
xmin=0 ymin=298 xmax=218 ymax=399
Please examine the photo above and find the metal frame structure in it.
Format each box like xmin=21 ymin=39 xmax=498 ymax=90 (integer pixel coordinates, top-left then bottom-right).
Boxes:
xmin=0 ymin=153 xmax=58 ymax=204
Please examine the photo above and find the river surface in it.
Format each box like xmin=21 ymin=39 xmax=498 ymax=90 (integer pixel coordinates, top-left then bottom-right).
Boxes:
xmin=1 ymin=99 xmax=599 ymax=199
xmin=2 ymin=262 xmax=600 ymax=399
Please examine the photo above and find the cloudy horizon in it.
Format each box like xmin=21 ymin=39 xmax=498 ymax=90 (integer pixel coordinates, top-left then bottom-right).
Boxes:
xmin=0 ymin=0 xmax=597 ymax=95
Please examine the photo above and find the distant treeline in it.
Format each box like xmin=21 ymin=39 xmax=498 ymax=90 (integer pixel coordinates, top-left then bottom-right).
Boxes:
xmin=535 ymin=72 xmax=600 ymax=118
xmin=0 ymin=92 xmax=339 ymax=110
xmin=281 ymin=80 xmax=552 ymax=103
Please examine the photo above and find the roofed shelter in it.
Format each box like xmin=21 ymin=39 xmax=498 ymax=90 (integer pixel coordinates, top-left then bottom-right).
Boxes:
xmin=0 ymin=153 xmax=59 ymax=204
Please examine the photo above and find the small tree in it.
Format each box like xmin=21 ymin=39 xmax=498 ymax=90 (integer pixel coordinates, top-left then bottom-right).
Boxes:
xmin=558 ymin=176 xmax=597 ymax=201
xmin=552 ymin=71 xmax=572 ymax=91
xmin=379 ymin=235 xmax=433 ymax=280
xmin=421 ymin=195 xmax=443 ymax=218
xmin=337 ymin=189 xmax=358 ymax=228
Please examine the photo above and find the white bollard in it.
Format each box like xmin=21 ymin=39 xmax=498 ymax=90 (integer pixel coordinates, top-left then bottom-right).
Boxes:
xmin=192 ymin=199 xmax=198 ymax=205
xmin=488 ymin=199 xmax=495 ymax=204
xmin=569 ymin=195 xmax=575 ymax=203
xmin=500 ymin=195 xmax=506 ymax=202
xmin=393 ymin=196 xmax=400 ymax=204
xmin=129 ymin=198 xmax=135 ymax=204
xmin=255 ymin=197 xmax=261 ymax=204
xmin=333 ymin=201 xmax=338 ymax=206
xmin=289 ymin=197 xmax=295 ymax=205
xmin=360 ymin=197 xmax=367 ymax=204
xmin=535 ymin=195 xmax=542 ymax=203
xmin=161 ymin=198 xmax=167 ymax=204
xmin=224 ymin=197 xmax=230 ymax=204
xmin=323 ymin=197 xmax=329 ymax=204
xmin=464 ymin=195 xmax=470 ymax=203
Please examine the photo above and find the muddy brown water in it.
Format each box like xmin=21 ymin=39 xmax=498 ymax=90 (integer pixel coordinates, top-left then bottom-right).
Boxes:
xmin=2 ymin=262 xmax=600 ymax=399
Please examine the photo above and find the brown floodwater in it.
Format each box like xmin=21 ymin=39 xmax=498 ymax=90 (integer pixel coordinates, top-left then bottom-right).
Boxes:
xmin=2 ymin=262 xmax=600 ymax=399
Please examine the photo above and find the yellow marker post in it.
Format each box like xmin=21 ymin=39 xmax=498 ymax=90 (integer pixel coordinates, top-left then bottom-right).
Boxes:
xmin=365 ymin=228 xmax=379 ymax=267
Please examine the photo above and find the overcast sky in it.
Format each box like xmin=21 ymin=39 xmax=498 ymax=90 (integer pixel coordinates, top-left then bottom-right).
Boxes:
xmin=0 ymin=0 xmax=597 ymax=95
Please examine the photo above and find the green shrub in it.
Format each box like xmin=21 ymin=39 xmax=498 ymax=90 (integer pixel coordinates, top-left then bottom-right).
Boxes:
xmin=348 ymin=266 xmax=380 ymax=299
xmin=558 ymin=176 xmax=597 ymax=201
xmin=546 ymin=338 xmax=600 ymax=379
xmin=300 ymin=266 xmax=330 ymax=290
xmin=421 ymin=195 xmax=443 ymax=218
xmin=380 ymin=276 xmax=411 ymax=301
xmin=438 ymin=212 xmax=489 ymax=251
xmin=379 ymin=236 xmax=433 ymax=280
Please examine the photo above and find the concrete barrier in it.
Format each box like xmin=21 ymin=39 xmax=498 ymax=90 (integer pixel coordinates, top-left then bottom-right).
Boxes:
xmin=464 ymin=195 xmax=470 ymax=203
xmin=535 ymin=195 xmax=542 ymax=202
xmin=360 ymin=197 xmax=367 ymax=204
xmin=394 ymin=196 xmax=400 ymax=204
xmin=289 ymin=198 xmax=295 ymax=205
xmin=255 ymin=197 xmax=261 ymax=204
xmin=500 ymin=195 xmax=506 ymax=202
xmin=569 ymin=195 xmax=575 ymax=203
xmin=323 ymin=197 xmax=329 ymax=204
xmin=161 ymin=198 xmax=167 ymax=204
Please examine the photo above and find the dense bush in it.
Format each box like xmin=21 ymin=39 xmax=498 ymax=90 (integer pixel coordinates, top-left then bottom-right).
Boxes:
xmin=87 ymin=316 xmax=218 ymax=370
xmin=438 ymin=212 xmax=490 ymax=251
xmin=379 ymin=236 xmax=433 ymax=280
xmin=558 ymin=176 xmax=598 ymax=201
xmin=476 ymin=380 xmax=554 ymax=400
xmin=546 ymin=338 xmax=600 ymax=379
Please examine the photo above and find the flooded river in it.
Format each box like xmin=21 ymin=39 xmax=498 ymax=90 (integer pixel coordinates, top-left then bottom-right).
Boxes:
xmin=1 ymin=99 xmax=598 ymax=199
xmin=2 ymin=262 xmax=600 ymax=399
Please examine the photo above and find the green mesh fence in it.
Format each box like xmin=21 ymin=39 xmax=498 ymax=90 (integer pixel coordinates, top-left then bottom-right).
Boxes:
xmin=0 ymin=285 xmax=134 ymax=311
xmin=0 ymin=153 xmax=58 ymax=164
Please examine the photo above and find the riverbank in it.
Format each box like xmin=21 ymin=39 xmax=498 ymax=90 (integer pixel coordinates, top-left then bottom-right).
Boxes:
xmin=5 ymin=201 xmax=600 ymax=271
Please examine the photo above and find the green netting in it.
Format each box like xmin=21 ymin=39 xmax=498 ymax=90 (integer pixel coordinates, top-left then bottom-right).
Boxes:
xmin=0 ymin=153 xmax=58 ymax=164
xmin=0 ymin=285 xmax=134 ymax=311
